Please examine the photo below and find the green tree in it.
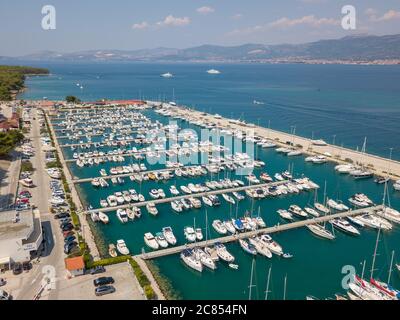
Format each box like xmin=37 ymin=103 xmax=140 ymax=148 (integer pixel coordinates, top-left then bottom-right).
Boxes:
xmin=66 ymin=96 xmax=81 ymax=103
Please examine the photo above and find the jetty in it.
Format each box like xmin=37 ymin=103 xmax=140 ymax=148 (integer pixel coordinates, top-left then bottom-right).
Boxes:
xmin=84 ymin=180 xmax=290 ymax=214
xmin=136 ymin=205 xmax=383 ymax=260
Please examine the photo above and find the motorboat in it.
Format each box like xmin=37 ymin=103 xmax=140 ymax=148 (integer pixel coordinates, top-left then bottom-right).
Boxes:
xmin=161 ymin=72 xmax=173 ymax=78
xmin=98 ymin=212 xmax=109 ymax=224
xmin=116 ymin=239 xmax=130 ymax=255
xmin=222 ymin=193 xmax=235 ymax=205
xmin=207 ymin=69 xmax=221 ymax=74
xmin=171 ymin=200 xmax=183 ymax=213
xmin=330 ymin=218 xmax=360 ymax=236
xmin=259 ymin=234 xmax=283 ymax=256
xmin=232 ymin=218 xmax=245 ymax=232
xmin=91 ymin=212 xmax=100 ymax=222
xmin=170 ymin=185 xmax=180 ymax=196
xmin=144 ymin=232 xmax=159 ymax=250
xmin=214 ymin=242 xmax=235 ymax=262
xmin=116 ymin=209 xmax=129 ymax=223
xmin=249 ymin=237 xmax=272 ymax=258
xmin=184 ymin=227 xmax=197 ymax=242
xmin=125 ymin=208 xmax=135 ymax=220
xmin=195 ymin=228 xmax=203 ymax=241
xmin=162 ymin=227 xmax=177 ymax=245
xmin=304 ymin=207 xmax=320 ymax=217
xmin=202 ymin=196 xmax=213 ymax=207
xmin=180 ymin=185 xmax=192 ymax=194
xmin=108 ymin=244 xmax=117 ymax=257
xmin=149 ymin=189 xmax=160 ymax=199
xmin=180 ymin=249 xmax=203 ymax=272
xmin=376 ymin=207 xmax=400 ymax=224
xmin=306 ymin=224 xmax=335 ymax=240
xmin=155 ymin=232 xmax=169 ymax=248
xmin=327 ymin=199 xmax=349 ymax=211
xmin=212 ymin=220 xmax=228 ymax=235
xmin=146 ymin=203 xmax=158 ymax=216
xmin=232 ymin=191 xmax=245 ymax=201
xmin=288 ymin=205 xmax=308 ymax=218
xmin=314 ymin=203 xmax=330 ymax=214
xmin=239 ymin=239 xmax=257 ymax=255
xmin=356 ymin=214 xmax=392 ymax=231
xmin=223 ymin=220 xmax=236 ymax=234
xmin=277 ymin=209 xmax=294 ymax=221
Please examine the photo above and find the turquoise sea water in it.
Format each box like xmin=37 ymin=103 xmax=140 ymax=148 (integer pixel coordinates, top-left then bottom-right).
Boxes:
xmin=20 ymin=62 xmax=400 ymax=299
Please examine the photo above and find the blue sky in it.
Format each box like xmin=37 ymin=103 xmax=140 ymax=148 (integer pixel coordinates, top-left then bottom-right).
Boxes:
xmin=0 ymin=0 xmax=399 ymax=56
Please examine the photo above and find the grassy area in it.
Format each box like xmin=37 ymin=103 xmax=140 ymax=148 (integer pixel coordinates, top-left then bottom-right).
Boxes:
xmin=21 ymin=160 xmax=34 ymax=172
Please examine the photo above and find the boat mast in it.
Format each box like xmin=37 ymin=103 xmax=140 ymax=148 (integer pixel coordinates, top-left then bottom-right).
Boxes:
xmin=283 ymin=274 xmax=287 ymax=300
xmin=264 ymin=266 xmax=272 ymax=300
xmin=361 ymin=260 xmax=366 ymax=280
xmin=370 ymin=227 xmax=381 ymax=279
xmin=248 ymin=258 xmax=256 ymax=300
xmin=388 ymin=250 xmax=395 ymax=285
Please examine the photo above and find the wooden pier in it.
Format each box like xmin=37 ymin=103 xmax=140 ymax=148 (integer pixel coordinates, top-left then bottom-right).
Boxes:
xmin=136 ymin=205 xmax=383 ymax=260
xmin=84 ymin=180 xmax=290 ymax=214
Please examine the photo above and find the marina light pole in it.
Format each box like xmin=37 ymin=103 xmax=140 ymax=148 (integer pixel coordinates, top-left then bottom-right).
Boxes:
xmin=332 ymin=134 xmax=336 ymax=146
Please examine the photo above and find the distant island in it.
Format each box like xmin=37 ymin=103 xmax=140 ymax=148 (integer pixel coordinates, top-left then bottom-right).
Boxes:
xmin=2 ymin=34 xmax=400 ymax=65
xmin=0 ymin=65 xmax=49 ymax=100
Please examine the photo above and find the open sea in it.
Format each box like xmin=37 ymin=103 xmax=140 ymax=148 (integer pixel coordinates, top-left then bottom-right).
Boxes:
xmin=17 ymin=61 xmax=400 ymax=299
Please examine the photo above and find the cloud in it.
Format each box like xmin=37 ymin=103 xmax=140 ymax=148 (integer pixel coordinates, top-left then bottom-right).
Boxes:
xmin=228 ymin=15 xmax=339 ymax=37
xmin=132 ymin=21 xmax=149 ymax=30
xmin=196 ymin=6 xmax=215 ymax=15
xmin=268 ymin=15 xmax=339 ymax=29
xmin=157 ymin=15 xmax=191 ymax=27
xmin=232 ymin=13 xmax=243 ymax=20
xmin=369 ymin=9 xmax=400 ymax=22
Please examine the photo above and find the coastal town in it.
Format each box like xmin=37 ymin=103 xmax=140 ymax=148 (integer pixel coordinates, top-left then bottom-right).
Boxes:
xmin=1 ymin=82 xmax=400 ymax=300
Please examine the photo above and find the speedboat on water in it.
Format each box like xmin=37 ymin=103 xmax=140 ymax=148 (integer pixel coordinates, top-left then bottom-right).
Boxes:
xmin=146 ymin=203 xmax=158 ymax=216
xmin=288 ymin=205 xmax=308 ymax=218
xmin=184 ymin=227 xmax=197 ymax=242
xmin=224 ymin=220 xmax=236 ymax=234
xmin=356 ymin=214 xmax=392 ymax=231
xmin=314 ymin=203 xmax=330 ymax=214
xmin=212 ymin=220 xmax=227 ymax=235
xmin=376 ymin=207 xmax=400 ymax=224
xmin=116 ymin=239 xmax=130 ymax=255
xmin=277 ymin=209 xmax=294 ymax=221
xmin=193 ymin=248 xmax=216 ymax=270
xmin=249 ymin=237 xmax=272 ymax=258
xmin=259 ymin=234 xmax=283 ymax=256
xmin=155 ymin=232 xmax=169 ymax=248
xmin=98 ymin=212 xmax=109 ymax=224
xmin=144 ymin=232 xmax=159 ymax=250
xmin=232 ymin=218 xmax=245 ymax=232
xmin=330 ymin=218 xmax=360 ymax=236
xmin=195 ymin=228 xmax=203 ymax=241
xmin=162 ymin=227 xmax=177 ymax=245
xmin=169 ymin=185 xmax=180 ymax=196
xmin=304 ymin=207 xmax=320 ymax=217
xmin=116 ymin=209 xmax=129 ymax=223
xmin=327 ymin=199 xmax=349 ymax=212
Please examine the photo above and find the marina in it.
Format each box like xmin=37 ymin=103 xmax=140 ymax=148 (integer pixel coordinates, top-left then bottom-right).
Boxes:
xmin=42 ymin=98 xmax=400 ymax=300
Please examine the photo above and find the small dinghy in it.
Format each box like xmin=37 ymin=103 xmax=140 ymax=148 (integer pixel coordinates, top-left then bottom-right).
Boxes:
xmin=229 ymin=263 xmax=239 ymax=270
xmin=282 ymin=253 xmax=293 ymax=259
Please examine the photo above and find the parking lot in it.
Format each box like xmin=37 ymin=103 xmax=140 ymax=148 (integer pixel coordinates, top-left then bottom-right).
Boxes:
xmin=47 ymin=262 xmax=146 ymax=300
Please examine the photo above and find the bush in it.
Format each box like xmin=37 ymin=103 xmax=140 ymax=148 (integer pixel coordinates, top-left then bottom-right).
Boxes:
xmin=86 ymin=255 xmax=130 ymax=269
xmin=46 ymin=160 xmax=60 ymax=169
xmin=70 ymin=210 xmax=81 ymax=230
xmin=21 ymin=160 xmax=34 ymax=172
xmin=144 ymin=285 xmax=156 ymax=300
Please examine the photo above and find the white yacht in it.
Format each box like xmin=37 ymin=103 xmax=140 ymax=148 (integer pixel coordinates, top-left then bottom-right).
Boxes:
xmin=222 ymin=193 xmax=235 ymax=205
xmin=212 ymin=220 xmax=227 ymax=235
xmin=98 ymin=212 xmax=109 ymax=224
xmin=202 ymin=196 xmax=213 ymax=207
xmin=277 ymin=209 xmax=294 ymax=221
xmin=184 ymin=227 xmax=197 ymax=242
xmin=116 ymin=209 xmax=129 ymax=223
xmin=249 ymin=237 xmax=272 ymax=258
xmin=144 ymin=232 xmax=159 ymax=250
xmin=306 ymin=224 xmax=335 ymax=240
xmin=161 ymin=72 xmax=173 ymax=78
xmin=376 ymin=207 xmax=400 ymax=224
xmin=146 ymin=203 xmax=158 ymax=216
xmin=162 ymin=227 xmax=177 ymax=245
xmin=215 ymin=242 xmax=235 ymax=262
xmin=181 ymin=249 xmax=203 ymax=272
xmin=207 ymin=69 xmax=221 ymax=74
xmin=155 ymin=232 xmax=169 ymax=248
xmin=223 ymin=220 xmax=236 ymax=234
xmin=356 ymin=214 xmax=392 ymax=231
xmin=304 ymin=207 xmax=320 ymax=217
xmin=327 ymin=199 xmax=349 ymax=212
xmin=195 ymin=228 xmax=203 ymax=241
xmin=171 ymin=200 xmax=183 ymax=213
xmin=259 ymin=234 xmax=283 ymax=256
xmin=330 ymin=218 xmax=360 ymax=236
xmin=288 ymin=205 xmax=308 ymax=218
xmin=116 ymin=239 xmax=130 ymax=255
xmin=170 ymin=185 xmax=180 ymax=196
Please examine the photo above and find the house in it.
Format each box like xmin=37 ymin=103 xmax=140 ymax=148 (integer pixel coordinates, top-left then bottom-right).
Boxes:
xmin=65 ymin=256 xmax=85 ymax=277
xmin=0 ymin=209 xmax=43 ymax=270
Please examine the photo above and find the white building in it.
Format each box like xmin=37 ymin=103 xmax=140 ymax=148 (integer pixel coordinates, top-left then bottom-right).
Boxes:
xmin=0 ymin=209 xmax=43 ymax=270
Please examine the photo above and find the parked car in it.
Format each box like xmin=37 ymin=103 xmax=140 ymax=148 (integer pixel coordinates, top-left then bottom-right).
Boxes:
xmin=22 ymin=262 xmax=32 ymax=271
xmin=93 ymin=277 xmax=115 ymax=287
xmin=61 ymin=223 xmax=74 ymax=232
xmin=12 ymin=263 xmax=23 ymax=275
xmin=63 ymin=230 xmax=75 ymax=238
xmin=64 ymin=242 xmax=77 ymax=254
xmin=64 ymin=235 xmax=76 ymax=243
xmin=0 ymin=278 xmax=6 ymax=286
xmin=95 ymin=285 xmax=115 ymax=296
xmin=54 ymin=212 xmax=70 ymax=219
xmin=90 ymin=266 xmax=106 ymax=275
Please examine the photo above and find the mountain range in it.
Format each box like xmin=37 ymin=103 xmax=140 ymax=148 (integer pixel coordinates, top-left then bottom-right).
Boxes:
xmin=2 ymin=34 xmax=400 ymax=62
